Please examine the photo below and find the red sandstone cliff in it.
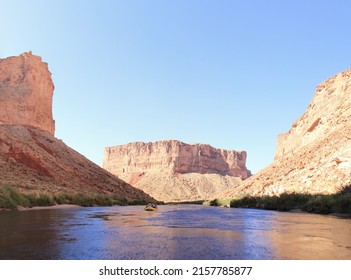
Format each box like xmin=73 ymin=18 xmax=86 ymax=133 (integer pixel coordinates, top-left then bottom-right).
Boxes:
xmin=0 ymin=52 xmax=55 ymax=135
xmin=0 ymin=52 xmax=155 ymax=203
xmin=104 ymin=140 xmax=250 ymax=201
xmin=224 ymin=68 xmax=351 ymax=197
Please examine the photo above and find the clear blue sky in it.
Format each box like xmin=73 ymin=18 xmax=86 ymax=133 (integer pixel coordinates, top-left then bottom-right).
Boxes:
xmin=1 ymin=0 xmax=351 ymax=173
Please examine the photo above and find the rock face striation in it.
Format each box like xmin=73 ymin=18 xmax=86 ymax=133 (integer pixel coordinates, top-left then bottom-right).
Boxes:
xmin=224 ymin=68 xmax=351 ymax=197
xmin=0 ymin=52 xmax=55 ymax=135
xmin=275 ymin=69 xmax=351 ymax=160
xmin=0 ymin=52 xmax=155 ymax=203
xmin=104 ymin=140 xmax=251 ymax=201
xmin=104 ymin=140 xmax=251 ymax=179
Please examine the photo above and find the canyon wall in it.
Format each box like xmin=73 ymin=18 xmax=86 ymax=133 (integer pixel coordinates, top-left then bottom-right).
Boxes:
xmin=224 ymin=68 xmax=351 ymax=197
xmin=104 ymin=140 xmax=250 ymax=201
xmin=104 ymin=140 xmax=250 ymax=179
xmin=0 ymin=52 xmax=55 ymax=135
xmin=275 ymin=68 xmax=351 ymax=160
xmin=0 ymin=52 xmax=156 ymax=203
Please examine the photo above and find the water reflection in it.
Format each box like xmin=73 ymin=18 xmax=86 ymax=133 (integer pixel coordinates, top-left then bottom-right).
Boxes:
xmin=0 ymin=209 xmax=70 ymax=259
xmin=0 ymin=205 xmax=350 ymax=259
xmin=268 ymin=212 xmax=351 ymax=259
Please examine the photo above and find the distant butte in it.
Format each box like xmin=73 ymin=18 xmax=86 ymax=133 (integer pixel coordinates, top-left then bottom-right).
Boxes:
xmin=103 ymin=140 xmax=251 ymax=202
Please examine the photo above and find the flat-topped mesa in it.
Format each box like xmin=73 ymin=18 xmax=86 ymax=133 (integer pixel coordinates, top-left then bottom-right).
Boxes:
xmin=0 ymin=52 xmax=55 ymax=135
xmin=275 ymin=68 xmax=351 ymax=160
xmin=104 ymin=140 xmax=251 ymax=180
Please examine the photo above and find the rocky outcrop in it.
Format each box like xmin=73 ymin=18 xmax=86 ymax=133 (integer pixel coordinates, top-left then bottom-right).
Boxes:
xmin=0 ymin=52 xmax=55 ymax=135
xmin=0 ymin=52 xmax=156 ymax=203
xmin=224 ymin=68 xmax=351 ymax=198
xmin=104 ymin=140 xmax=250 ymax=201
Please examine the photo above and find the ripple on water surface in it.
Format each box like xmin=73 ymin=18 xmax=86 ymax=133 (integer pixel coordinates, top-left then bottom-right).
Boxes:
xmin=0 ymin=205 xmax=350 ymax=259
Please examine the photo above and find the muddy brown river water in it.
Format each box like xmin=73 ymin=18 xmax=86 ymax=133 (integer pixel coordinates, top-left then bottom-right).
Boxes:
xmin=0 ymin=204 xmax=350 ymax=259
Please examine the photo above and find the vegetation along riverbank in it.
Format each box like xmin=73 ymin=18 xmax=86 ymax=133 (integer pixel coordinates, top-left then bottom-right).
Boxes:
xmin=206 ymin=187 xmax=351 ymax=215
xmin=0 ymin=186 xmax=149 ymax=210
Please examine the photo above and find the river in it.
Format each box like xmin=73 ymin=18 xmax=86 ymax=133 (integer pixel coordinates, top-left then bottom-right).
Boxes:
xmin=0 ymin=204 xmax=350 ymax=259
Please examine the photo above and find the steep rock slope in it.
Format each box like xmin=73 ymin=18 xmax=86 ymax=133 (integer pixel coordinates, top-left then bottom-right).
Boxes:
xmin=225 ymin=68 xmax=351 ymax=197
xmin=104 ymin=140 xmax=250 ymax=202
xmin=0 ymin=52 xmax=155 ymax=203
xmin=0 ymin=125 xmax=155 ymax=202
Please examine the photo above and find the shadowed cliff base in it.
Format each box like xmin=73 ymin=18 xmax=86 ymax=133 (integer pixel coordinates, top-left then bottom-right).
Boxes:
xmin=0 ymin=186 xmax=152 ymax=210
xmin=208 ymin=186 xmax=351 ymax=215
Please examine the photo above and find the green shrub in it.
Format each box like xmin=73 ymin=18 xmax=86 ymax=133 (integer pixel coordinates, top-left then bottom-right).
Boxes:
xmin=230 ymin=196 xmax=258 ymax=208
xmin=209 ymin=199 xmax=220 ymax=206
xmin=1 ymin=186 xmax=151 ymax=209
xmin=332 ymin=194 xmax=351 ymax=214
xmin=302 ymin=196 xmax=334 ymax=214
xmin=225 ymin=191 xmax=351 ymax=215
xmin=53 ymin=193 xmax=131 ymax=207
xmin=36 ymin=194 xmax=55 ymax=206
xmin=263 ymin=193 xmax=312 ymax=211
xmin=0 ymin=186 xmax=30 ymax=209
xmin=53 ymin=193 xmax=75 ymax=204
xmin=128 ymin=199 xmax=147 ymax=205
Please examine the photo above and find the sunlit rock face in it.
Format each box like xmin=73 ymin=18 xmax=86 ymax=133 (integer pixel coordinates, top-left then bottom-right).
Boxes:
xmin=0 ymin=52 xmax=156 ymax=203
xmin=104 ymin=140 xmax=251 ymax=202
xmin=224 ymin=68 xmax=351 ymax=197
xmin=0 ymin=52 xmax=55 ymax=135
xmin=275 ymin=68 xmax=351 ymax=160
